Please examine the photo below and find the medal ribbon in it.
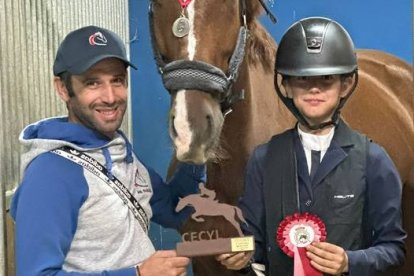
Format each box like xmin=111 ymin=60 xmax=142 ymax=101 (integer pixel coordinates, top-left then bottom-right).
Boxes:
xmin=277 ymin=213 xmax=327 ymax=276
xmin=178 ymin=0 xmax=192 ymax=8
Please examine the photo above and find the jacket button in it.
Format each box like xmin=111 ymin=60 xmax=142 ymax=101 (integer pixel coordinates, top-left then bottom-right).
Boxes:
xmin=305 ymin=200 xmax=312 ymax=206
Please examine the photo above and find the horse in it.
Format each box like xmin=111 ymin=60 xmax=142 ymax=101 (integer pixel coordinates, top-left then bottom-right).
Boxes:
xmin=149 ymin=0 xmax=414 ymax=275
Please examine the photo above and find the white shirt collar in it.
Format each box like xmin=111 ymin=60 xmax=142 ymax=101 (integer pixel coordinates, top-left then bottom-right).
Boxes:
xmin=297 ymin=126 xmax=335 ymax=152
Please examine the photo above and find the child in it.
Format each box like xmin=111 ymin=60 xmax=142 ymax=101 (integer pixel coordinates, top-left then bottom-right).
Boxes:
xmin=219 ymin=17 xmax=406 ymax=275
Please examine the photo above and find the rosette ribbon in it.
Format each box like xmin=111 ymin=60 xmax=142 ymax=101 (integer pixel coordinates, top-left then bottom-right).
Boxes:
xmin=277 ymin=213 xmax=326 ymax=276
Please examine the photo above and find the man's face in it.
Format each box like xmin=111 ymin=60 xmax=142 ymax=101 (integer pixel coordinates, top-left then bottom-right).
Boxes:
xmin=284 ymin=75 xmax=352 ymax=127
xmin=64 ymin=58 xmax=128 ymax=138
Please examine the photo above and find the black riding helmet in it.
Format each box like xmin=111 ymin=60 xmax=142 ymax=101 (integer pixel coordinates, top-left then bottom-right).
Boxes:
xmin=274 ymin=17 xmax=358 ymax=130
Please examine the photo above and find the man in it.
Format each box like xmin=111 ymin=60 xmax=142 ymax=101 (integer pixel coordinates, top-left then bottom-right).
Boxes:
xmin=220 ymin=17 xmax=406 ymax=275
xmin=10 ymin=25 xmax=205 ymax=275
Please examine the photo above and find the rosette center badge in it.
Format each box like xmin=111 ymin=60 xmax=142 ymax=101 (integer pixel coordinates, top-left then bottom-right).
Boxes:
xmin=290 ymin=224 xmax=315 ymax=247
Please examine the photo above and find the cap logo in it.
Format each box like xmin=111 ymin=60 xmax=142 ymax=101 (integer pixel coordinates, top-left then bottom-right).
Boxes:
xmin=88 ymin=31 xmax=107 ymax=46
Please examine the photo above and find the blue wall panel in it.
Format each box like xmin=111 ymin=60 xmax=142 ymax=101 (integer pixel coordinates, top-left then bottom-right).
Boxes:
xmin=129 ymin=0 xmax=180 ymax=251
xmin=128 ymin=0 xmax=412 ymax=257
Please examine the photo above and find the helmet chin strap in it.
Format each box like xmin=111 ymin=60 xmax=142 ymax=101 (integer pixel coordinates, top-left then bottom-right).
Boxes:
xmin=275 ymin=72 xmax=359 ymax=131
xmin=301 ymin=118 xmax=338 ymax=131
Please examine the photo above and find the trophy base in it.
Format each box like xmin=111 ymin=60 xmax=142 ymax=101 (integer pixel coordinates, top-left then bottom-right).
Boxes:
xmin=176 ymin=236 xmax=254 ymax=257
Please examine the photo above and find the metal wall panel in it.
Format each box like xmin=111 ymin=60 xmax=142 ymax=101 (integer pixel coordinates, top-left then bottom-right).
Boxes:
xmin=0 ymin=1 xmax=130 ymax=274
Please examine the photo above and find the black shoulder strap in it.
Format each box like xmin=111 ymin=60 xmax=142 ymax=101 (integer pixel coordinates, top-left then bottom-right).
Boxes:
xmin=263 ymin=130 xmax=299 ymax=275
xmin=51 ymin=146 xmax=149 ymax=233
xmin=361 ymin=136 xmax=373 ymax=248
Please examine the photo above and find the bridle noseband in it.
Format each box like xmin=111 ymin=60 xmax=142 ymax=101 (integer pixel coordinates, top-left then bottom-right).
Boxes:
xmin=149 ymin=0 xmax=276 ymax=114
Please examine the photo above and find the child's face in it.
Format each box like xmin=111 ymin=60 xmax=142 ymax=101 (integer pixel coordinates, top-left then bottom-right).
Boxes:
xmin=284 ymin=75 xmax=353 ymax=127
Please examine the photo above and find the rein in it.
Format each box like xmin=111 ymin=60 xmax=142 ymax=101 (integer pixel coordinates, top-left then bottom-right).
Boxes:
xmin=149 ymin=0 xmax=276 ymax=114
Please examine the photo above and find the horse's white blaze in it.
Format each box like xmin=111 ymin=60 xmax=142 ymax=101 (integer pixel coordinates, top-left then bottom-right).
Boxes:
xmin=173 ymin=0 xmax=209 ymax=163
xmin=173 ymin=0 xmax=196 ymax=157
xmin=187 ymin=1 xmax=196 ymax=60
xmin=174 ymin=90 xmax=192 ymax=156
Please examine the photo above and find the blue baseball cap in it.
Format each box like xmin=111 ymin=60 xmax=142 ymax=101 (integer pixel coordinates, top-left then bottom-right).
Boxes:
xmin=53 ymin=25 xmax=137 ymax=76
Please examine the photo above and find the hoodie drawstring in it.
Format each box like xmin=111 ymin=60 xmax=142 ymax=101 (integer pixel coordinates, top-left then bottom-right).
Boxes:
xmin=102 ymin=147 xmax=114 ymax=180
xmin=119 ymin=132 xmax=134 ymax=164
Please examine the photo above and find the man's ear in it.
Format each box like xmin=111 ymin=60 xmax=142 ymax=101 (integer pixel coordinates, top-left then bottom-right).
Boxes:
xmin=54 ymin=77 xmax=70 ymax=102
xmin=340 ymin=76 xmax=355 ymax=98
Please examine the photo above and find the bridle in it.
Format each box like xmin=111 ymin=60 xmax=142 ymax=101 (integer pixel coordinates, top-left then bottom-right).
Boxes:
xmin=148 ymin=0 xmax=276 ymax=114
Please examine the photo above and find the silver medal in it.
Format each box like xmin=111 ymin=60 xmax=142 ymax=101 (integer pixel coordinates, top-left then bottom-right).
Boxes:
xmin=172 ymin=16 xmax=190 ymax=38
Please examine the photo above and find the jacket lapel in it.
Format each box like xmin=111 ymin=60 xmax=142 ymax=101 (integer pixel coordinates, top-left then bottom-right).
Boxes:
xmin=312 ymin=120 xmax=355 ymax=188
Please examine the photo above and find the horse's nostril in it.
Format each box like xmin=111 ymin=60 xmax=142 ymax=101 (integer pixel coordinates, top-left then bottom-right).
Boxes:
xmin=170 ymin=116 xmax=178 ymax=138
xmin=171 ymin=124 xmax=178 ymax=138
xmin=206 ymin=114 xmax=213 ymax=129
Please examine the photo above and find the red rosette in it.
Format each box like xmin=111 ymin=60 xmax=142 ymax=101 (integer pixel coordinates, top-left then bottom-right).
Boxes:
xmin=276 ymin=212 xmax=326 ymax=257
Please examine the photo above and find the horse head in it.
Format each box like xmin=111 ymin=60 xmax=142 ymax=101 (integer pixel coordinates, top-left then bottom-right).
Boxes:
xmin=150 ymin=0 xmax=276 ymax=164
xmin=89 ymin=31 xmax=108 ymax=46
xmin=175 ymin=194 xmax=197 ymax=212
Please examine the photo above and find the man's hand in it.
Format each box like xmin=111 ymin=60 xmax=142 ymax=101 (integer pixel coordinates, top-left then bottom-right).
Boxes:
xmin=306 ymin=242 xmax=348 ymax=275
xmin=138 ymin=250 xmax=190 ymax=276
xmin=216 ymin=251 xmax=254 ymax=270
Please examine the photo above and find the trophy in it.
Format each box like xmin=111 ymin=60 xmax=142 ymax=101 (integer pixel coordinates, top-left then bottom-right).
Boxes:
xmin=175 ymin=183 xmax=254 ymax=257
